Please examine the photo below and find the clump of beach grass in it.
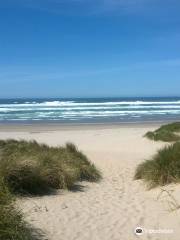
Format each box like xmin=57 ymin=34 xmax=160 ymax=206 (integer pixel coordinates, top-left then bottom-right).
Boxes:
xmin=145 ymin=122 xmax=180 ymax=142
xmin=134 ymin=142 xmax=180 ymax=188
xmin=0 ymin=139 xmax=101 ymax=195
xmin=0 ymin=139 xmax=101 ymax=240
xmin=0 ymin=177 xmax=42 ymax=240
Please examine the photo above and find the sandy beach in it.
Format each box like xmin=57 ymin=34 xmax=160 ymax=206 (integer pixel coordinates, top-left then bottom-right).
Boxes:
xmin=1 ymin=123 xmax=180 ymax=240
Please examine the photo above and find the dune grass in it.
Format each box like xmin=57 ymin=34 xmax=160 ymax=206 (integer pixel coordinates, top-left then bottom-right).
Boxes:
xmin=0 ymin=139 xmax=101 ymax=239
xmin=0 ymin=178 xmax=42 ymax=240
xmin=134 ymin=142 xmax=180 ymax=188
xmin=145 ymin=122 xmax=180 ymax=142
xmin=0 ymin=139 xmax=101 ymax=195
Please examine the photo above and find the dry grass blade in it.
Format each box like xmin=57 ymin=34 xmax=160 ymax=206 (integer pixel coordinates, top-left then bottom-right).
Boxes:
xmin=157 ymin=188 xmax=180 ymax=212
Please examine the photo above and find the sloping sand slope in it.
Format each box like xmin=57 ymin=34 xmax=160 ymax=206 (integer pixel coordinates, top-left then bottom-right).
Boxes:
xmin=1 ymin=124 xmax=180 ymax=240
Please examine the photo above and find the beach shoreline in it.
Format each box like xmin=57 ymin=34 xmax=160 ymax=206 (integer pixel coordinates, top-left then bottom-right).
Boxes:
xmin=0 ymin=120 xmax=171 ymax=132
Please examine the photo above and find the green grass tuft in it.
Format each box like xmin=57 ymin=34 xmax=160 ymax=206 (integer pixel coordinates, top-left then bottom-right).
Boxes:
xmin=0 ymin=139 xmax=101 ymax=240
xmin=0 ymin=177 xmax=42 ymax=240
xmin=134 ymin=142 xmax=180 ymax=188
xmin=0 ymin=139 xmax=101 ymax=195
xmin=145 ymin=122 xmax=180 ymax=142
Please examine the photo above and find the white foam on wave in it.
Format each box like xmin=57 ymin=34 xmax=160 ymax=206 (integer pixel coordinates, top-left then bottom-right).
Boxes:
xmin=1 ymin=105 xmax=180 ymax=113
xmin=39 ymin=100 xmax=180 ymax=106
xmin=1 ymin=108 xmax=180 ymax=116
xmin=42 ymin=101 xmax=75 ymax=106
xmin=56 ymin=109 xmax=180 ymax=116
xmin=1 ymin=100 xmax=180 ymax=121
xmin=1 ymin=100 xmax=180 ymax=108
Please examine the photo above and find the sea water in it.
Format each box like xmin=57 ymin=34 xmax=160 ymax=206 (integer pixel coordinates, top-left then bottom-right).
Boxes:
xmin=0 ymin=97 xmax=180 ymax=123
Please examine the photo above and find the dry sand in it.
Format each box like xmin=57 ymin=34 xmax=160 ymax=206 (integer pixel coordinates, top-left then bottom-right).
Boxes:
xmin=1 ymin=123 xmax=180 ymax=240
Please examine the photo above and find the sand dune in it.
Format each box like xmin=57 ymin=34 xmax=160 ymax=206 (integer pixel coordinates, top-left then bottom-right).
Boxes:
xmin=1 ymin=124 xmax=180 ymax=240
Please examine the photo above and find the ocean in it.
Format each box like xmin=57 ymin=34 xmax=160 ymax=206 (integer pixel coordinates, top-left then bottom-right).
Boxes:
xmin=0 ymin=97 xmax=180 ymax=124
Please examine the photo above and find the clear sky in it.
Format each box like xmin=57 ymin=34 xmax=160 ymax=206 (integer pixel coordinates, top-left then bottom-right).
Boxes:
xmin=0 ymin=0 xmax=180 ymax=98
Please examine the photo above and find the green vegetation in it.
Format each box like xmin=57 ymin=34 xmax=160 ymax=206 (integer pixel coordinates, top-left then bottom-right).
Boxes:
xmin=0 ymin=140 xmax=101 ymax=195
xmin=0 ymin=139 xmax=101 ymax=239
xmin=134 ymin=142 xmax=180 ymax=188
xmin=145 ymin=122 xmax=180 ymax=142
xmin=0 ymin=178 xmax=42 ymax=240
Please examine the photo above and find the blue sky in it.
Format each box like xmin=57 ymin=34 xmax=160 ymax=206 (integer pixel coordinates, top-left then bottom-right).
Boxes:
xmin=0 ymin=0 xmax=180 ymax=98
